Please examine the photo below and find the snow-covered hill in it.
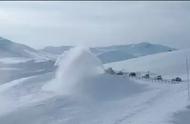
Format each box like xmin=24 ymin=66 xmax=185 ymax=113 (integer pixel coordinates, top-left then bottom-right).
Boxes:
xmin=0 ymin=37 xmax=188 ymax=124
xmin=105 ymin=48 xmax=190 ymax=78
xmin=41 ymin=42 xmax=175 ymax=63
xmin=97 ymin=42 xmax=175 ymax=63
xmin=0 ymin=47 xmax=189 ymax=124
xmin=0 ymin=47 xmax=146 ymax=124
xmin=0 ymin=37 xmax=46 ymax=59
xmin=0 ymin=37 xmax=175 ymax=65
xmin=0 ymin=37 xmax=56 ymax=84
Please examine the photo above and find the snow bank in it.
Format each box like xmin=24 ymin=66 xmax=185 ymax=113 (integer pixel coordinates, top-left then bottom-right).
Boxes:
xmin=42 ymin=47 xmax=104 ymax=95
xmin=42 ymin=47 xmax=144 ymax=100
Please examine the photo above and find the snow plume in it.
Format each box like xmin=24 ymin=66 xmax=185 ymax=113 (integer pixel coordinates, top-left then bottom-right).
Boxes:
xmin=42 ymin=46 xmax=104 ymax=95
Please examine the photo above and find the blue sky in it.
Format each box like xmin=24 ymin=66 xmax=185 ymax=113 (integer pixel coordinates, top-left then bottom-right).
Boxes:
xmin=0 ymin=1 xmax=190 ymax=49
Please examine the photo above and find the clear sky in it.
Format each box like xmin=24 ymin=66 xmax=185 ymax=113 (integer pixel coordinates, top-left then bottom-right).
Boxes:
xmin=0 ymin=1 xmax=190 ymax=49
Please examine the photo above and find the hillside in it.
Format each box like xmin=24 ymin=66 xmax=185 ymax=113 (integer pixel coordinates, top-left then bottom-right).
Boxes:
xmin=0 ymin=37 xmax=55 ymax=84
xmin=105 ymin=48 xmax=190 ymax=78
xmin=0 ymin=37 xmax=46 ymax=59
xmin=41 ymin=42 xmax=175 ymax=63
xmin=97 ymin=42 xmax=175 ymax=63
xmin=0 ymin=47 xmax=189 ymax=124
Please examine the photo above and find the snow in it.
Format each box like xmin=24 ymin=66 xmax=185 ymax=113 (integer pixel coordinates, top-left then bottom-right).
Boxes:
xmin=42 ymin=47 xmax=144 ymax=100
xmin=0 ymin=56 xmax=50 ymax=64
xmin=0 ymin=77 xmax=31 ymax=93
xmin=172 ymin=105 xmax=190 ymax=124
xmin=0 ymin=47 xmax=189 ymax=124
xmin=105 ymin=49 xmax=190 ymax=78
xmin=0 ymin=57 xmax=30 ymax=64
xmin=41 ymin=42 xmax=175 ymax=63
xmin=42 ymin=47 xmax=105 ymax=95
xmin=24 ymin=49 xmax=52 ymax=62
xmin=122 ymin=83 xmax=188 ymax=124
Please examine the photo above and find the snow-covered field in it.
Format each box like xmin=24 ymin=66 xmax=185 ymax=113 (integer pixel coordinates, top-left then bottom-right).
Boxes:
xmin=105 ymin=49 xmax=190 ymax=79
xmin=0 ymin=47 xmax=189 ymax=124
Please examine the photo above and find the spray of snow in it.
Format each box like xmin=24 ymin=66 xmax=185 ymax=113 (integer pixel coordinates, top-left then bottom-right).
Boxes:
xmin=42 ymin=47 xmax=104 ymax=95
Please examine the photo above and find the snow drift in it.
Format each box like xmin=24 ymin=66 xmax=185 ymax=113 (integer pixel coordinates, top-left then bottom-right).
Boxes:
xmin=42 ymin=47 xmax=104 ymax=95
xmin=42 ymin=47 xmax=144 ymax=100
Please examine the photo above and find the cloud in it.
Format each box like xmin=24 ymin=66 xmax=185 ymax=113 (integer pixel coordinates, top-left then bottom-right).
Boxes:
xmin=0 ymin=1 xmax=190 ymax=49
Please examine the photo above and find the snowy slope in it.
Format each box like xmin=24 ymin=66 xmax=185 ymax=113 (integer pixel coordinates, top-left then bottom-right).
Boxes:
xmin=0 ymin=47 xmax=147 ymax=124
xmin=42 ymin=47 xmax=144 ymax=99
xmin=0 ymin=37 xmax=54 ymax=64
xmin=0 ymin=37 xmax=56 ymax=83
xmin=0 ymin=73 xmax=188 ymax=124
xmin=105 ymin=49 xmax=190 ymax=78
xmin=0 ymin=37 xmax=42 ymax=58
xmin=0 ymin=57 xmax=30 ymax=64
xmin=0 ymin=47 xmax=189 ymax=124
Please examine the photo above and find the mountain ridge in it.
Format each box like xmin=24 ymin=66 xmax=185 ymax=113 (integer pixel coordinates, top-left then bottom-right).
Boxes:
xmin=0 ymin=37 xmax=42 ymax=58
xmin=40 ymin=42 xmax=176 ymax=63
xmin=0 ymin=36 xmax=176 ymax=63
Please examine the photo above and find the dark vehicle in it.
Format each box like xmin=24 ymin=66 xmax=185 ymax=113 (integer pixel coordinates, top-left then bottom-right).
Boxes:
xmin=172 ymin=77 xmax=182 ymax=82
xmin=129 ymin=72 xmax=136 ymax=77
xmin=116 ymin=71 xmax=124 ymax=75
xmin=142 ymin=74 xmax=150 ymax=79
xmin=105 ymin=67 xmax=115 ymax=75
xmin=155 ymin=75 xmax=162 ymax=80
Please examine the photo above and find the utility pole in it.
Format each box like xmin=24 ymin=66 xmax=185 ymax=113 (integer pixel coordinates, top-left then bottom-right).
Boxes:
xmin=186 ymin=57 xmax=190 ymax=100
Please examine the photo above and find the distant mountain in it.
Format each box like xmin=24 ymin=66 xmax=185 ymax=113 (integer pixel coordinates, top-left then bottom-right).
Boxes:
xmin=41 ymin=42 xmax=176 ymax=63
xmin=97 ymin=42 xmax=176 ymax=63
xmin=105 ymin=48 xmax=189 ymax=78
xmin=0 ymin=37 xmax=55 ymax=83
xmin=0 ymin=37 xmax=48 ymax=59
xmin=40 ymin=46 xmax=72 ymax=55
